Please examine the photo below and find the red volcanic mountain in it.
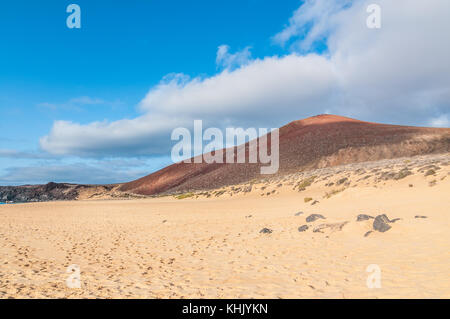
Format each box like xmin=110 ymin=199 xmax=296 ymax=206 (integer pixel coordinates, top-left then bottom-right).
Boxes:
xmin=120 ymin=114 xmax=450 ymax=195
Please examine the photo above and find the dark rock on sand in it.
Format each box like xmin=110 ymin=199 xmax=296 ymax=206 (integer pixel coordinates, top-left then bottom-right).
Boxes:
xmin=260 ymin=228 xmax=273 ymax=234
xmin=0 ymin=182 xmax=82 ymax=203
xmin=306 ymin=214 xmax=326 ymax=223
xmin=311 ymin=200 xmax=319 ymax=206
xmin=295 ymin=211 xmax=304 ymax=216
xmin=415 ymin=215 xmax=428 ymax=219
xmin=313 ymin=222 xmax=348 ymax=233
xmin=373 ymin=214 xmax=392 ymax=232
xmin=298 ymin=225 xmax=309 ymax=232
xmin=364 ymin=231 xmax=373 ymax=237
xmin=357 ymin=214 xmax=374 ymax=221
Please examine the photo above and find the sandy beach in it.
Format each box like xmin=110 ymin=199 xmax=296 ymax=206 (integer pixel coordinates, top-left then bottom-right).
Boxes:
xmin=0 ymin=154 xmax=449 ymax=299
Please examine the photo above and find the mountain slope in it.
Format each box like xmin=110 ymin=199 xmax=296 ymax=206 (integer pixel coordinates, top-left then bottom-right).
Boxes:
xmin=120 ymin=114 xmax=450 ymax=195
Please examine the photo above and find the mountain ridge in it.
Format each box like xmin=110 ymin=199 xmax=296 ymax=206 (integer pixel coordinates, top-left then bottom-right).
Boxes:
xmin=120 ymin=114 xmax=450 ymax=195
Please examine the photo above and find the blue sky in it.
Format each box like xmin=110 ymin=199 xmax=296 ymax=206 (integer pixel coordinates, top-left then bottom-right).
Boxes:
xmin=0 ymin=0 xmax=300 ymax=184
xmin=0 ymin=0 xmax=298 ymax=148
xmin=1 ymin=0 xmax=449 ymax=185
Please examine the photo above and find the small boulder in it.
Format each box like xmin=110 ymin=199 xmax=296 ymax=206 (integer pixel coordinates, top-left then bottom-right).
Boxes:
xmin=357 ymin=214 xmax=374 ymax=221
xmin=415 ymin=215 xmax=428 ymax=219
xmin=298 ymin=225 xmax=309 ymax=232
xmin=295 ymin=211 xmax=304 ymax=216
xmin=373 ymin=214 xmax=392 ymax=232
xmin=306 ymin=214 xmax=326 ymax=223
xmin=260 ymin=228 xmax=273 ymax=234
xmin=313 ymin=222 xmax=348 ymax=233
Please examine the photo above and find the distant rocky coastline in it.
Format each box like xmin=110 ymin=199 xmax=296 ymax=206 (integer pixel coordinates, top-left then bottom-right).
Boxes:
xmin=0 ymin=182 xmax=84 ymax=203
xmin=0 ymin=182 xmax=145 ymax=203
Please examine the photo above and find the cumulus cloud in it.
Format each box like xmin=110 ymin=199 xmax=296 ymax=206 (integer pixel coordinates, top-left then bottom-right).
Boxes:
xmin=41 ymin=54 xmax=336 ymax=156
xmin=273 ymin=0 xmax=352 ymax=51
xmin=429 ymin=114 xmax=450 ymax=128
xmin=216 ymin=45 xmax=252 ymax=70
xmin=39 ymin=0 xmax=450 ymax=158
xmin=40 ymin=114 xmax=188 ymax=156
xmin=139 ymin=54 xmax=335 ymax=119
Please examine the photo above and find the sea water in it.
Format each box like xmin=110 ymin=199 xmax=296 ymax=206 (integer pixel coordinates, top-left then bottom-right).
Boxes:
xmin=0 ymin=202 xmax=6 ymax=205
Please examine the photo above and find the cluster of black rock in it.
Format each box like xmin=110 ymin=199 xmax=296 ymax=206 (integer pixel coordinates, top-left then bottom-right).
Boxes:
xmin=0 ymin=182 xmax=80 ymax=203
xmin=259 ymin=212 xmax=423 ymax=237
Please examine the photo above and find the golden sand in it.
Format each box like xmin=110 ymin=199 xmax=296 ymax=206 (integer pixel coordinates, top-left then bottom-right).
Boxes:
xmin=0 ymin=154 xmax=449 ymax=298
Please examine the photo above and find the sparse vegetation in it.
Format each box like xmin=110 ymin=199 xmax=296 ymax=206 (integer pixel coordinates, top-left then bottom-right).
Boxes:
xmin=296 ymin=176 xmax=316 ymax=191
xmin=380 ymin=168 xmax=413 ymax=181
xmin=304 ymin=197 xmax=313 ymax=203
xmin=214 ymin=190 xmax=226 ymax=197
xmin=425 ymin=169 xmax=436 ymax=176
xmin=324 ymin=188 xmax=345 ymax=199
xmin=393 ymin=168 xmax=413 ymax=180
xmin=174 ymin=192 xmax=195 ymax=200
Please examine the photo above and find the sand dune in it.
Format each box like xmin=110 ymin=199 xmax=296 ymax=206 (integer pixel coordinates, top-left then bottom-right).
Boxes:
xmin=0 ymin=153 xmax=449 ymax=298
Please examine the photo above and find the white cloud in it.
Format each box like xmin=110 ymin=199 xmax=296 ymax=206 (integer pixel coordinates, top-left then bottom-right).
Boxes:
xmin=216 ymin=45 xmax=252 ymax=70
xmin=139 ymin=53 xmax=335 ymax=119
xmin=429 ymin=114 xmax=450 ymax=128
xmin=41 ymin=54 xmax=336 ymax=156
xmin=275 ymin=0 xmax=450 ymax=123
xmin=40 ymin=114 xmax=187 ymax=156
xmin=40 ymin=0 xmax=450 ymax=158
xmin=273 ymin=0 xmax=352 ymax=51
